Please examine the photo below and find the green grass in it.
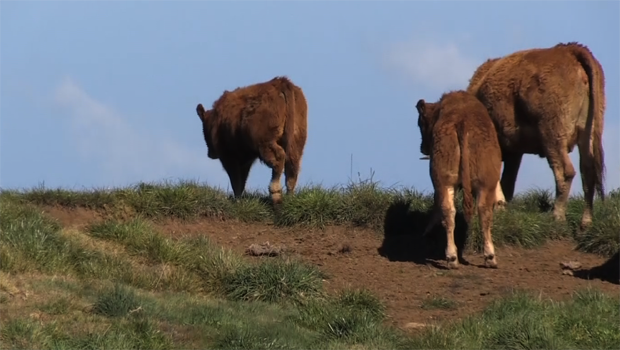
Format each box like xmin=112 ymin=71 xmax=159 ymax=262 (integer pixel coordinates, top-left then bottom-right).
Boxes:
xmin=0 ymin=201 xmax=322 ymax=300
xmin=0 ymin=276 xmax=400 ymax=350
xmin=1 ymin=191 xmax=619 ymax=350
xmin=573 ymin=189 xmax=620 ymax=257
xmin=421 ymin=295 xmax=459 ymax=310
xmin=407 ymin=288 xmax=620 ymax=350
xmin=2 ymin=277 xmax=617 ymax=350
xmin=3 ymin=178 xmax=618 ymax=257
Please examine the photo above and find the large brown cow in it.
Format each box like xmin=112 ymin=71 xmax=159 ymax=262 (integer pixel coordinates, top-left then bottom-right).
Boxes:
xmin=195 ymin=76 xmax=308 ymax=205
xmin=467 ymin=42 xmax=606 ymax=229
xmin=416 ymin=90 xmax=504 ymax=269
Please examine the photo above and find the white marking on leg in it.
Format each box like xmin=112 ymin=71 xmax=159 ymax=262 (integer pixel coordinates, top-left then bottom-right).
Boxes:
xmin=444 ymin=187 xmax=458 ymax=268
xmin=480 ymin=192 xmax=498 ymax=268
xmin=495 ymin=180 xmax=506 ymax=210
xmin=269 ymin=172 xmax=283 ymax=204
xmin=484 ymin=240 xmax=496 ymax=262
xmin=269 ymin=180 xmax=282 ymax=194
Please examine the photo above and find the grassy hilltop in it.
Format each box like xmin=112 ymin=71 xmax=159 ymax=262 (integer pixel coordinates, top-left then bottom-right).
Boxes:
xmin=1 ymin=178 xmax=619 ymax=349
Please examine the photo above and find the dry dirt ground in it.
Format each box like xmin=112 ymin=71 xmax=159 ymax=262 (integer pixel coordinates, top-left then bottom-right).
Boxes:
xmin=45 ymin=207 xmax=620 ymax=331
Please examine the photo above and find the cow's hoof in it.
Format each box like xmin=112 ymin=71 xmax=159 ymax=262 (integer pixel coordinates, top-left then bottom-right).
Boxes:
xmin=447 ymin=256 xmax=459 ymax=269
xmin=271 ymin=193 xmax=283 ymax=206
xmin=495 ymin=200 xmax=507 ymax=211
xmin=579 ymin=216 xmax=592 ymax=231
xmin=484 ymin=255 xmax=498 ymax=269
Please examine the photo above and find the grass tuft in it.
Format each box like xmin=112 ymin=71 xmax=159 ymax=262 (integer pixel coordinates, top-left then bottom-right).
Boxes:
xmin=93 ymin=283 xmax=141 ymax=318
xmin=294 ymin=288 xmax=390 ymax=344
xmin=574 ymin=195 xmax=620 ymax=257
xmin=407 ymin=288 xmax=620 ymax=350
xmin=421 ymin=295 xmax=458 ymax=310
xmin=221 ymin=258 xmax=325 ymax=304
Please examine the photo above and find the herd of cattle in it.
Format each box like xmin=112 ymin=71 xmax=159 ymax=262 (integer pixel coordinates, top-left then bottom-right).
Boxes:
xmin=194 ymin=41 xmax=607 ymax=269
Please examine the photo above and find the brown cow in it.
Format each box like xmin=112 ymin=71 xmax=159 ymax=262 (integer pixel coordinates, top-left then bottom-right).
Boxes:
xmin=416 ymin=90 xmax=503 ymax=269
xmin=467 ymin=42 xmax=606 ymax=229
xmin=195 ymin=76 xmax=308 ymax=205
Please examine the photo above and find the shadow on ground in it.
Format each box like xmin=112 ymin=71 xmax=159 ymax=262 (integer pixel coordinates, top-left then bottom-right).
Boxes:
xmin=377 ymin=199 xmax=469 ymax=269
xmin=572 ymin=251 xmax=620 ymax=285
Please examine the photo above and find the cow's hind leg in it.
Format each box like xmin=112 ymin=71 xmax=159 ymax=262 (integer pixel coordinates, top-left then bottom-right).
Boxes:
xmin=499 ymin=152 xmax=523 ymax=202
xmin=259 ymin=142 xmax=286 ymax=205
xmin=542 ymin=133 xmax=576 ymax=222
xmin=284 ymin=152 xmax=302 ymax=195
xmin=478 ymin=188 xmax=498 ymax=268
xmin=577 ymin=134 xmax=596 ymax=229
xmin=440 ymin=186 xmax=459 ymax=269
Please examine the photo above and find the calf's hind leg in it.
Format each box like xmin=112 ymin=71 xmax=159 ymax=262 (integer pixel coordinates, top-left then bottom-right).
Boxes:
xmin=494 ymin=181 xmax=507 ymax=211
xmin=440 ymin=187 xmax=459 ymax=269
xmin=478 ymin=188 xmax=498 ymax=268
xmin=258 ymin=142 xmax=287 ymax=205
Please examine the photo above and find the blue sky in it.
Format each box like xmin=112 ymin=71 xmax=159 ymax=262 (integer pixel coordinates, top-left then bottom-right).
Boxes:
xmin=1 ymin=0 xmax=618 ymax=196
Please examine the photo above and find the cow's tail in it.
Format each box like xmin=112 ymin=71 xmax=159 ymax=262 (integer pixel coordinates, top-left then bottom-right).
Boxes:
xmin=277 ymin=77 xmax=297 ymax=156
xmin=564 ymin=43 xmax=606 ymax=200
xmin=457 ymin=122 xmax=475 ymax=224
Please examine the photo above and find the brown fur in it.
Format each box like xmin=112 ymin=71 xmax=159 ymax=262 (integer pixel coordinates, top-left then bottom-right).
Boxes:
xmin=466 ymin=42 xmax=606 ymax=229
xmin=195 ymin=76 xmax=308 ymax=205
xmin=416 ymin=90 xmax=503 ymax=269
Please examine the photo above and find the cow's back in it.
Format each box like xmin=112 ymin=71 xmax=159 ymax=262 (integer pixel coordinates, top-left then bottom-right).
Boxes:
xmin=432 ymin=91 xmax=502 ymax=190
xmin=213 ymin=81 xmax=288 ymax=151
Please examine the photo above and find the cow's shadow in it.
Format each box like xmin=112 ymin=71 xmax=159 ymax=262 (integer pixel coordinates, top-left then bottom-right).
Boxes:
xmin=377 ymin=199 xmax=470 ymax=269
xmin=571 ymin=251 xmax=619 ymax=285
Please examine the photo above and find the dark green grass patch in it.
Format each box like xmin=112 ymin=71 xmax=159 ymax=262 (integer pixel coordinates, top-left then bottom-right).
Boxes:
xmin=3 ymin=181 xmax=619 ymax=257
xmin=0 ymin=316 xmax=172 ymax=350
xmin=407 ymin=288 xmax=620 ymax=350
xmin=0 ymin=202 xmax=201 ymax=292
xmin=574 ymin=193 xmax=620 ymax=257
xmin=468 ymin=207 xmax=570 ymax=252
xmin=420 ymin=295 xmax=458 ymax=310
xmin=93 ymin=283 xmax=141 ymax=318
xmin=2 ymin=277 xmax=401 ymax=350
xmin=220 ymin=258 xmax=325 ymax=304
xmin=0 ymin=201 xmax=132 ymax=280
xmin=6 ymin=183 xmax=118 ymax=210
xmin=3 ymin=274 xmax=619 ymax=350
xmin=292 ymin=288 xmax=400 ymax=347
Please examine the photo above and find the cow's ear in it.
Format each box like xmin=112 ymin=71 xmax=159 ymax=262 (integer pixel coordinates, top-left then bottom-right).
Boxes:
xmin=416 ymin=99 xmax=426 ymax=115
xmin=196 ymin=103 xmax=207 ymax=121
